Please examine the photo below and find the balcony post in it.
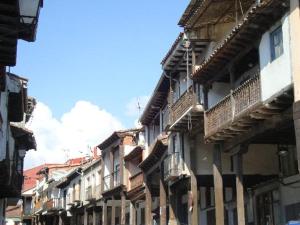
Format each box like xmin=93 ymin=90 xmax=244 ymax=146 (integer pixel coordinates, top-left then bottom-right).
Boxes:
xmin=233 ymin=149 xmax=246 ymax=225
xmin=290 ymin=0 xmax=300 ymax=172
xmin=110 ymin=151 xmax=114 ymax=188
xmin=102 ymin=200 xmax=107 ymax=225
xmin=145 ymin=176 xmax=152 ymax=225
xmin=168 ymin=186 xmax=177 ymax=225
xmin=92 ymin=208 xmax=97 ymax=225
xmin=121 ymin=192 xmax=126 ymax=225
xmin=192 ymin=43 xmax=196 ymax=74
xmin=213 ymin=143 xmax=224 ymax=225
xmin=58 ymin=215 xmax=63 ymax=225
xmin=203 ymin=86 xmax=209 ymax=110
xmin=120 ymin=145 xmax=124 ymax=186
xmin=159 ymin=174 xmax=167 ymax=225
xmin=111 ymin=196 xmax=116 ymax=225
xmin=84 ymin=208 xmax=88 ymax=225
xmin=130 ymin=202 xmax=137 ymax=225
xmin=189 ymin=136 xmax=198 ymax=225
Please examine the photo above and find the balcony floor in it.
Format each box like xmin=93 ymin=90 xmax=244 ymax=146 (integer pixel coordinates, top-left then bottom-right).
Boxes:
xmin=169 ymin=104 xmax=204 ymax=131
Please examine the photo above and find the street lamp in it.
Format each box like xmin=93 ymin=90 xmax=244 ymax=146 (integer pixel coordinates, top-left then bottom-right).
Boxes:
xmin=18 ymin=0 xmax=43 ymax=42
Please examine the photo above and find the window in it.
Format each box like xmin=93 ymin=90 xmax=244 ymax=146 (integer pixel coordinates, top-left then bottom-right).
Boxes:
xmin=270 ymin=26 xmax=283 ymax=61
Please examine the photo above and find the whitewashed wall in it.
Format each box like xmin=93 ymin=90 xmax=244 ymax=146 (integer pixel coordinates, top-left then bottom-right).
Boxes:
xmin=207 ymin=82 xmax=231 ymax=109
xmin=259 ymin=14 xmax=292 ymax=101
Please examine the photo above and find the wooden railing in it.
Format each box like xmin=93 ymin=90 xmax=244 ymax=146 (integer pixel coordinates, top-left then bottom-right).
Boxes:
xmin=43 ymin=198 xmax=61 ymax=211
xmin=170 ymin=87 xmax=198 ymax=125
xmin=129 ymin=172 xmax=144 ymax=191
xmin=33 ymin=200 xmax=43 ymax=213
xmin=85 ymin=186 xmax=95 ymax=201
xmin=102 ymin=169 xmax=121 ymax=192
xmin=205 ymin=75 xmax=261 ymax=137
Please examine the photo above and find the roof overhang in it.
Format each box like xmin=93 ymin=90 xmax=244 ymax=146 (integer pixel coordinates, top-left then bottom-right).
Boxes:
xmin=138 ymin=135 xmax=168 ymax=172
xmin=161 ymin=33 xmax=209 ymax=72
xmin=10 ymin=123 xmax=36 ymax=150
xmin=191 ymin=0 xmax=289 ymax=83
xmin=178 ymin=0 xmax=203 ymax=27
xmin=139 ymin=75 xmax=169 ymax=125
xmin=184 ymin=0 xmax=255 ymax=29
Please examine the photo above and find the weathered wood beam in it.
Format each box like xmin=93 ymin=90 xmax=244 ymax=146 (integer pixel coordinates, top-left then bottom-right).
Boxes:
xmin=213 ymin=143 xmax=225 ymax=225
xmin=234 ymin=150 xmax=246 ymax=225
xmin=130 ymin=202 xmax=137 ymax=225
xmin=145 ymin=177 xmax=152 ymax=225
xmin=111 ymin=196 xmax=116 ymax=225
xmin=121 ymin=192 xmax=126 ymax=225
xmin=224 ymin=107 xmax=293 ymax=152
xmin=102 ymin=200 xmax=107 ymax=225
xmin=159 ymin=174 xmax=167 ymax=225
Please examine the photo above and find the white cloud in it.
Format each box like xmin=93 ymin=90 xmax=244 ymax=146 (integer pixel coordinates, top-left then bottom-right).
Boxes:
xmin=24 ymin=101 xmax=124 ymax=169
xmin=125 ymin=96 xmax=149 ymax=118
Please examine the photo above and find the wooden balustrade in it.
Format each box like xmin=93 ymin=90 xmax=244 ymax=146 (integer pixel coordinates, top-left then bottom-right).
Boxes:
xmin=129 ymin=172 xmax=144 ymax=191
xmin=170 ymin=88 xmax=198 ymax=125
xmin=205 ymin=75 xmax=261 ymax=138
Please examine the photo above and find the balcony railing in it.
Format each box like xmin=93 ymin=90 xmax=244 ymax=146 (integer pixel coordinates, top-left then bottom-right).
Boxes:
xmin=170 ymin=87 xmax=202 ymax=127
xmin=32 ymin=200 xmax=43 ymax=214
xmin=43 ymin=198 xmax=62 ymax=211
xmin=85 ymin=186 xmax=95 ymax=201
xmin=164 ymin=152 xmax=183 ymax=181
xmin=205 ymin=75 xmax=261 ymax=138
xmin=129 ymin=172 xmax=144 ymax=191
xmin=102 ymin=169 xmax=121 ymax=192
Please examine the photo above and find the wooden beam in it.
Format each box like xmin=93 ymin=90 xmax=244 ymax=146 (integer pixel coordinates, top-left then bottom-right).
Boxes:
xmin=290 ymin=0 xmax=300 ymax=101
xmin=92 ymin=208 xmax=97 ymax=225
xmin=213 ymin=143 xmax=224 ymax=225
xmin=168 ymin=186 xmax=177 ymax=225
xmin=189 ymin=136 xmax=198 ymax=225
xmin=102 ymin=200 xmax=107 ymax=225
xmin=110 ymin=150 xmax=114 ymax=189
xmin=234 ymin=150 xmax=246 ymax=225
xmin=130 ymin=202 xmax=137 ymax=225
xmin=111 ymin=196 xmax=116 ymax=225
xmin=294 ymin=101 xmax=300 ymax=173
xmin=145 ymin=177 xmax=152 ymax=225
xmin=121 ymin=192 xmax=126 ymax=225
xmin=84 ymin=208 xmax=88 ymax=225
xmin=159 ymin=174 xmax=167 ymax=225
xmin=223 ymin=108 xmax=293 ymax=152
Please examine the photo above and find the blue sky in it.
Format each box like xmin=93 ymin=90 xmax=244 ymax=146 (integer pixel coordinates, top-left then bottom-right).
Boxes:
xmin=13 ymin=0 xmax=189 ymax=127
xmin=12 ymin=1 xmax=190 ymax=168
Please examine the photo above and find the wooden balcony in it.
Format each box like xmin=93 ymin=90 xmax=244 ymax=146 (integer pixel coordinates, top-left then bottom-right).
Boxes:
xmin=169 ymin=87 xmax=203 ymax=131
xmin=33 ymin=200 xmax=43 ymax=214
xmin=102 ymin=169 xmax=121 ymax=193
xmin=203 ymin=74 xmax=292 ymax=142
xmin=85 ymin=186 xmax=96 ymax=201
xmin=43 ymin=198 xmax=62 ymax=212
xmin=205 ymin=75 xmax=262 ymax=141
xmin=129 ymin=172 xmax=144 ymax=191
